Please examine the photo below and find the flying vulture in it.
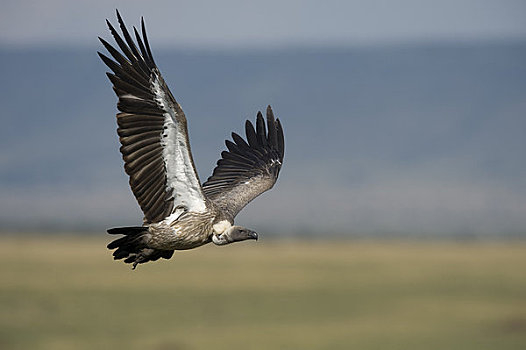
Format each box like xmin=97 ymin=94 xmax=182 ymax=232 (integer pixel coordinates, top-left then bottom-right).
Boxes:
xmin=98 ymin=11 xmax=284 ymax=268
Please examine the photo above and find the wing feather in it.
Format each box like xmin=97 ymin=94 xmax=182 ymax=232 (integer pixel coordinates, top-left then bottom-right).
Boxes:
xmin=100 ymin=10 xmax=207 ymax=223
xmin=245 ymin=121 xmax=258 ymax=148
xmin=256 ymin=113 xmax=267 ymax=147
xmin=202 ymin=106 xmax=284 ymax=218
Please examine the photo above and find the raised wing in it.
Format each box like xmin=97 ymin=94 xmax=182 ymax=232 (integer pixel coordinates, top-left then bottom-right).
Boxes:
xmin=98 ymin=11 xmax=207 ymax=223
xmin=202 ymin=106 xmax=284 ymax=218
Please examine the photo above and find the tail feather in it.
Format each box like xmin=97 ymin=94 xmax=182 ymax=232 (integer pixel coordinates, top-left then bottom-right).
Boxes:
xmin=107 ymin=226 xmax=147 ymax=236
xmin=106 ymin=226 xmax=174 ymax=269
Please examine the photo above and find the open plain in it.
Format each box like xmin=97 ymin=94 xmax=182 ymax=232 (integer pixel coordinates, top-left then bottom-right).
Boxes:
xmin=0 ymin=235 xmax=525 ymax=350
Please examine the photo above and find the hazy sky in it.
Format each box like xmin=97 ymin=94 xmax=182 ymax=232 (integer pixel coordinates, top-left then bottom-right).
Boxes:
xmin=1 ymin=0 xmax=526 ymax=48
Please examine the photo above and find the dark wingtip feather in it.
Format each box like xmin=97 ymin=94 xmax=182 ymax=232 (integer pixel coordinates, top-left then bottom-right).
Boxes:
xmin=97 ymin=51 xmax=108 ymax=65
xmin=225 ymin=140 xmax=238 ymax=153
xmin=256 ymin=111 xmax=267 ymax=147
xmin=114 ymin=9 xmax=150 ymax=74
xmin=266 ymin=106 xmax=275 ymax=123
xmin=133 ymin=26 xmax=154 ymax=69
xmin=141 ymin=16 xmax=156 ymax=66
xmin=245 ymin=120 xmax=258 ymax=148
xmin=98 ymin=51 xmax=118 ymax=71
xmin=115 ymin=10 xmax=127 ymax=37
xmin=232 ymin=132 xmax=250 ymax=149
xmin=266 ymin=105 xmax=278 ymax=148
xmin=276 ymin=118 xmax=285 ymax=160
xmin=98 ymin=36 xmax=129 ymax=67
xmin=106 ymin=15 xmax=140 ymax=65
xmin=105 ymin=71 xmax=116 ymax=81
xmin=105 ymin=20 xmax=120 ymax=41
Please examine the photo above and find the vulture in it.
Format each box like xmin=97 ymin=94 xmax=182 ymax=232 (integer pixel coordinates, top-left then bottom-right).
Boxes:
xmin=98 ymin=11 xmax=284 ymax=268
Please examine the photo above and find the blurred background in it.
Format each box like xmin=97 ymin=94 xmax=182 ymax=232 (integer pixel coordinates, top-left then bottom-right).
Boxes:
xmin=1 ymin=0 xmax=526 ymax=236
xmin=0 ymin=1 xmax=525 ymax=349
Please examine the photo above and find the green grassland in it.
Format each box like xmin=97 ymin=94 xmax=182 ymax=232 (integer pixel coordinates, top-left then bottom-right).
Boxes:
xmin=0 ymin=235 xmax=525 ymax=350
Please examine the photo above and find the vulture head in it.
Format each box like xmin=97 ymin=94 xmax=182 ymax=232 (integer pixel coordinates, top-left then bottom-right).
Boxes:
xmin=212 ymin=225 xmax=258 ymax=245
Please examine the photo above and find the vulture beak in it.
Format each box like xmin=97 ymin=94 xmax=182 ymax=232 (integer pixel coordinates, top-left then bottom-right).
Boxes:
xmin=248 ymin=230 xmax=258 ymax=241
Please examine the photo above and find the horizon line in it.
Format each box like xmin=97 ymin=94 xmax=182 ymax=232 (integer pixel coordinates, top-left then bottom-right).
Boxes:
xmin=1 ymin=37 xmax=525 ymax=53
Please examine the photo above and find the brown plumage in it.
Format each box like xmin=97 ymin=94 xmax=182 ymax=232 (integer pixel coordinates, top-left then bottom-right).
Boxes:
xmin=99 ymin=10 xmax=285 ymax=268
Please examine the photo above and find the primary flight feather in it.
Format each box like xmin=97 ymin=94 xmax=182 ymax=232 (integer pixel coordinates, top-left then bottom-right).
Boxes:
xmin=98 ymin=10 xmax=284 ymax=268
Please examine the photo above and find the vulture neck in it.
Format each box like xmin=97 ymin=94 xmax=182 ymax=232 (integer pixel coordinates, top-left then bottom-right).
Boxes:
xmin=213 ymin=220 xmax=232 ymax=235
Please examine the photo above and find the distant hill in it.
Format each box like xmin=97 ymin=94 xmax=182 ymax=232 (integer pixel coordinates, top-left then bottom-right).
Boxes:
xmin=1 ymin=42 xmax=525 ymax=236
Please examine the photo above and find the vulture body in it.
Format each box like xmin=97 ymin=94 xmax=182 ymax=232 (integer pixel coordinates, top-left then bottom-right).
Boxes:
xmin=98 ymin=11 xmax=284 ymax=268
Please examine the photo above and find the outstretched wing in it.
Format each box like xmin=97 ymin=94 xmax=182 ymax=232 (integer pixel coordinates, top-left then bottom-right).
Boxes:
xmin=98 ymin=10 xmax=207 ymax=224
xmin=202 ymin=106 xmax=285 ymax=218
